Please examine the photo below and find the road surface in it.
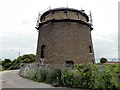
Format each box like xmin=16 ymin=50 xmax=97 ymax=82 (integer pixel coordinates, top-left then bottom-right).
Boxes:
xmin=1 ymin=70 xmax=54 ymax=88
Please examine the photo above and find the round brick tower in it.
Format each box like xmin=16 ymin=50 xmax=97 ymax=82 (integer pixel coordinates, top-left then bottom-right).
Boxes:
xmin=35 ymin=8 xmax=95 ymax=65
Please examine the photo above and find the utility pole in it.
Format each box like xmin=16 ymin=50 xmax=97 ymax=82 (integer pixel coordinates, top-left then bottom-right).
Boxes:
xmin=18 ymin=52 xmax=20 ymax=57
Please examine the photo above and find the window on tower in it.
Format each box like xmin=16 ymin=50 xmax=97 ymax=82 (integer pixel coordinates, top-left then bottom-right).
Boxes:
xmin=64 ymin=10 xmax=68 ymax=18
xmin=89 ymin=46 xmax=92 ymax=53
xmin=76 ymin=13 xmax=79 ymax=19
xmin=66 ymin=61 xmax=74 ymax=68
xmin=41 ymin=45 xmax=45 ymax=58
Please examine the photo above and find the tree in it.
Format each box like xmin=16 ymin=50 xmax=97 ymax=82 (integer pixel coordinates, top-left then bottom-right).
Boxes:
xmin=100 ymin=57 xmax=107 ymax=63
xmin=22 ymin=58 xmax=31 ymax=63
xmin=21 ymin=54 xmax=35 ymax=63
xmin=2 ymin=59 xmax=11 ymax=65
xmin=2 ymin=59 xmax=11 ymax=66
xmin=2 ymin=54 xmax=36 ymax=70
xmin=2 ymin=59 xmax=12 ymax=69
xmin=3 ymin=63 xmax=11 ymax=69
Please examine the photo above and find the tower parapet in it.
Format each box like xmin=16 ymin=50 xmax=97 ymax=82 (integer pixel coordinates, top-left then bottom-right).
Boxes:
xmin=36 ymin=8 xmax=93 ymax=30
xmin=40 ymin=8 xmax=89 ymax=22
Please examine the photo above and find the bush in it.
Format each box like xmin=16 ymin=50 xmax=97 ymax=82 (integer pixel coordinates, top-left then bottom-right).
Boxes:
xmin=76 ymin=64 xmax=97 ymax=89
xmin=23 ymin=63 xmax=120 ymax=89
xmin=75 ymin=64 xmax=120 ymax=89
xmin=46 ymin=68 xmax=63 ymax=86
xmin=0 ymin=65 xmax=4 ymax=71
xmin=100 ymin=57 xmax=107 ymax=63
xmin=2 ymin=54 xmax=36 ymax=70
xmin=39 ymin=69 xmax=47 ymax=82
xmin=21 ymin=58 xmax=31 ymax=63
xmin=3 ymin=62 xmax=12 ymax=69
xmin=21 ymin=54 xmax=36 ymax=63
xmin=3 ymin=59 xmax=11 ymax=64
xmin=61 ymin=69 xmax=74 ymax=87
xmin=30 ymin=72 xmax=40 ymax=81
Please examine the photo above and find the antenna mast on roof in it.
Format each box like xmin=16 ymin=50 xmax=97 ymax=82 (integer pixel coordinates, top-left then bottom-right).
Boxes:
xmin=81 ymin=6 xmax=83 ymax=11
xmin=66 ymin=1 xmax=68 ymax=8
xmin=36 ymin=12 xmax=41 ymax=29
xmin=89 ymin=11 xmax=93 ymax=25
xmin=49 ymin=5 xmax=51 ymax=10
xmin=81 ymin=7 xmax=85 ymax=13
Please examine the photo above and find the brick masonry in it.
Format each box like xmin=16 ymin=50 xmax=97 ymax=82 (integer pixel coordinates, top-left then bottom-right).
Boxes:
xmin=36 ymin=8 xmax=95 ymax=64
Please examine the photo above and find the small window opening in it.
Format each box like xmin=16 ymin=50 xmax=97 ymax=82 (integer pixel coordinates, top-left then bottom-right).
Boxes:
xmin=41 ymin=45 xmax=45 ymax=58
xmin=89 ymin=46 xmax=92 ymax=53
xmin=64 ymin=10 xmax=68 ymax=18
xmin=66 ymin=61 xmax=74 ymax=68
xmin=52 ymin=11 xmax=54 ymax=18
xmin=76 ymin=13 xmax=79 ymax=19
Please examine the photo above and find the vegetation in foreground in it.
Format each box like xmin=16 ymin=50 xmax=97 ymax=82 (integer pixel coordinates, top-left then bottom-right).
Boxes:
xmin=24 ymin=63 xmax=120 ymax=89
xmin=0 ymin=54 xmax=35 ymax=71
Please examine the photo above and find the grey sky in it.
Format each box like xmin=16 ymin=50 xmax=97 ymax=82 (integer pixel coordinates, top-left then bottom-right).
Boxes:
xmin=0 ymin=0 xmax=118 ymax=61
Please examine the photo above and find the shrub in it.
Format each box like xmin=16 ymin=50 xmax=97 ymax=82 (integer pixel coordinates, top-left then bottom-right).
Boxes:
xmin=46 ymin=68 xmax=63 ymax=86
xmin=76 ymin=64 xmax=96 ymax=89
xmin=39 ymin=69 xmax=47 ymax=82
xmin=75 ymin=64 xmax=120 ymax=89
xmin=22 ymin=58 xmax=31 ymax=63
xmin=31 ymin=73 xmax=38 ymax=81
xmin=61 ymin=69 xmax=74 ymax=87
xmin=100 ymin=57 xmax=107 ymax=63
xmin=3 ymin=62 xmax=12 ymax=69
xmin=23 ymin=63 xmax=120 ymax=89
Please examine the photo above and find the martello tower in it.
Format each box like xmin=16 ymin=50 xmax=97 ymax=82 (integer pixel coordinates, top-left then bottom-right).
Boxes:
xmin=36 ymin=8 xmax=95 ymax=65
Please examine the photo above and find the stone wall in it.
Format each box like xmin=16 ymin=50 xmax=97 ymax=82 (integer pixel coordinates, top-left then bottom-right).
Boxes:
xmin=36 ymin=22 xmax=95 ymax=64
xmin=41 ymin=10 xmax=87 ymax=22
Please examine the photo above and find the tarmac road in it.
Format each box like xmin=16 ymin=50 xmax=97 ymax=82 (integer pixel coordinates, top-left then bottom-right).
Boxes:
xmin=1 ymin=70 xmax=54 ymax=88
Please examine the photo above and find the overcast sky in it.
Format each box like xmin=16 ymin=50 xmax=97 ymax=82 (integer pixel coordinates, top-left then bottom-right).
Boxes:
xmin=0 ymin=0 xmax=119 ymax=62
